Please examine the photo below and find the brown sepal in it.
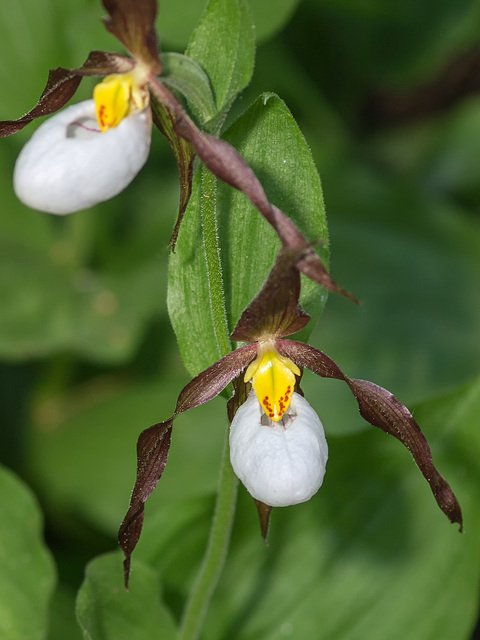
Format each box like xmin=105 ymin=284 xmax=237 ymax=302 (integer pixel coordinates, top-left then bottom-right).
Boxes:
xmin=254 ymin=500 xmax=272 ymax=544
xmin=276 ymin=339 xmax=463 ymax=530
xmin=0 ymin=50 xmax=132 ymax=138
xmin=118 ymin=343 xmax=258 ymax=587
xmin=175 ymin=344 xmax=258 ymax=414
xmin=102 ymin=0 xmax=162 ymax=74
xmin=118 ymin=419 xmax=172 ymax=589
xmin=231 ymin=247 xmax=310 ymax=342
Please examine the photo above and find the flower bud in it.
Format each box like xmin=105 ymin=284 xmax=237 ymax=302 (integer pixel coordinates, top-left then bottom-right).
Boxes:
xmin=229 ymin=391 xmax=328 ymax=507
xmin=13 ymin=99 xmax=151 ymax=215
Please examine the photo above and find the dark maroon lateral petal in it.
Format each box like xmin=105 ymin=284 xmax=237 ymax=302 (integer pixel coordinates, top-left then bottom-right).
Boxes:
xmin=102 ymin=0 xmax=162 ymax=74
xmin=0 ymin=68 xmax=81 ymax=137
xmin=276 ymin=339 xmax=463 ymax=529
xmin=118 ymin=420 xmax=172 ymax=589
xmin=175 ymin=343 xmax=258 ymax=413
xmin=119 ymin=343 xmax=258 ymax=587
xmin=345 ymin=378 xmax=463 ymax=529
xmin=0 ymin=51 xmax=132 ymax=138
xmin=231 ymin=248 xmax=310 ymax=342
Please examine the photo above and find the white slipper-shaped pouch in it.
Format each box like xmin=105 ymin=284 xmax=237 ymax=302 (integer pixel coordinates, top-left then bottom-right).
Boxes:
xmin=13 ymin=99 xmax=151 ymax=215
xmin=230 ymin=391 xmax=328 ymax=507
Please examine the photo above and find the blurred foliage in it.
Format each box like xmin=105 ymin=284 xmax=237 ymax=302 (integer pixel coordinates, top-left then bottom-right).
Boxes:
xmin=0 ymin=0 xmax=479 ymax=638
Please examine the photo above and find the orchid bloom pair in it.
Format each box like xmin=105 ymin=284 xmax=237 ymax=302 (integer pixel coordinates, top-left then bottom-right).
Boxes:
xmin=118 ymin=248 xmax=462 ymax=586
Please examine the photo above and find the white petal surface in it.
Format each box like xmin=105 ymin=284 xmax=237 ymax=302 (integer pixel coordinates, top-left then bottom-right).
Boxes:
xmin=13 ymin=100 xmax=151 ymax=215
xmin=230 ymin=391 xmax=328 ymax=507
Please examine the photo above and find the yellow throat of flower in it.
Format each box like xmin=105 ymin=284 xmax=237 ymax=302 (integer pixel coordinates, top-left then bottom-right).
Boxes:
xmin=244 ymin=347 xmax=300 ymax=422
xmin=93 ymin=72 xmax=149 ymax=132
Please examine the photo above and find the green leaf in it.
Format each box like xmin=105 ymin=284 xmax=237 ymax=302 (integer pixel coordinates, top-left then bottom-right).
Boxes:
xmin=219 ymin=94 xmax=329 ymax=330
xmin=0 ymin=465 xmax=55 ymax=640
xmin=76 ymin=552 xmax=176 ymax=640
xmin=168 ymin=93 xmax=329 ymax=377
xmin=200 ymin=376 xmax=480 ymax=640
xmin=160 ymin=51 xmax=217 ymax=126
xmin=187 ymin=0 xmax=255 ymax=132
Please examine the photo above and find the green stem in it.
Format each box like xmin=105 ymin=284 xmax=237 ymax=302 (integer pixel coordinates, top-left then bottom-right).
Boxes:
xmin=177 ymin=167 xmax=237 ymax=640
xmin=178 ymin=435 xmax=238 ymax=640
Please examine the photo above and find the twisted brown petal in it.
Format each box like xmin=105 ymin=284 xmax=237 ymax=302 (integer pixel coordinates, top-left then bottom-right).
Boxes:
xmin=118 ymin=343 xmax=258 ymax=587
xmin=118 ymin=420 xmax=172 ymax=589
xmin=276 ymin=339 xmax=463 ymax=530
xmin=0 ymin=51 xmax=132 ymax=137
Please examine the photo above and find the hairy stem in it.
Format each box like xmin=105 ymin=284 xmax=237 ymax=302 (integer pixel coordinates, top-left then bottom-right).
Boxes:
xmin=200 ymin=167 xmax=232 ymax=358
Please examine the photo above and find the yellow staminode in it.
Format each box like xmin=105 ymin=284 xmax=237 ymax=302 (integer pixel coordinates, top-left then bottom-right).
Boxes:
xmin=93 ymin=73 xmax=148 ymax=132
xmin=244 ymin=348 xmax=300 ymax=422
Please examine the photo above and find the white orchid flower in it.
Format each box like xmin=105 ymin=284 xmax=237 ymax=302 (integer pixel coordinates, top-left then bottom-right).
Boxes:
xmin=230 ymin=389 xmax=328 ymax=507
xmin=13 ymin=72 xmax=151 ymax=215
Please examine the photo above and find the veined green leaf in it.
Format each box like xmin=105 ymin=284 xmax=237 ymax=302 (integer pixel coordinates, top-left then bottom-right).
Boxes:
xmin=76 ymin=552 xmax=177 ymax=640
xmin=219 ymin=93 xmax=329 ymax=334
xmin=0 ymin=465 xmax=55 ymax=640
xmin=168 ymin=93 xmax=329 ymax=377
xmin=187 ymin=0 xmax=255 ymax=132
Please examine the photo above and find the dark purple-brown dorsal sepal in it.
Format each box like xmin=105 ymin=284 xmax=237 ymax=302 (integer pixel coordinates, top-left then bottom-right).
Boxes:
xmin=231 ymin=247 xmax=310 ymax=342
xmin=102 ymin=0 xmax=162 ymax=74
